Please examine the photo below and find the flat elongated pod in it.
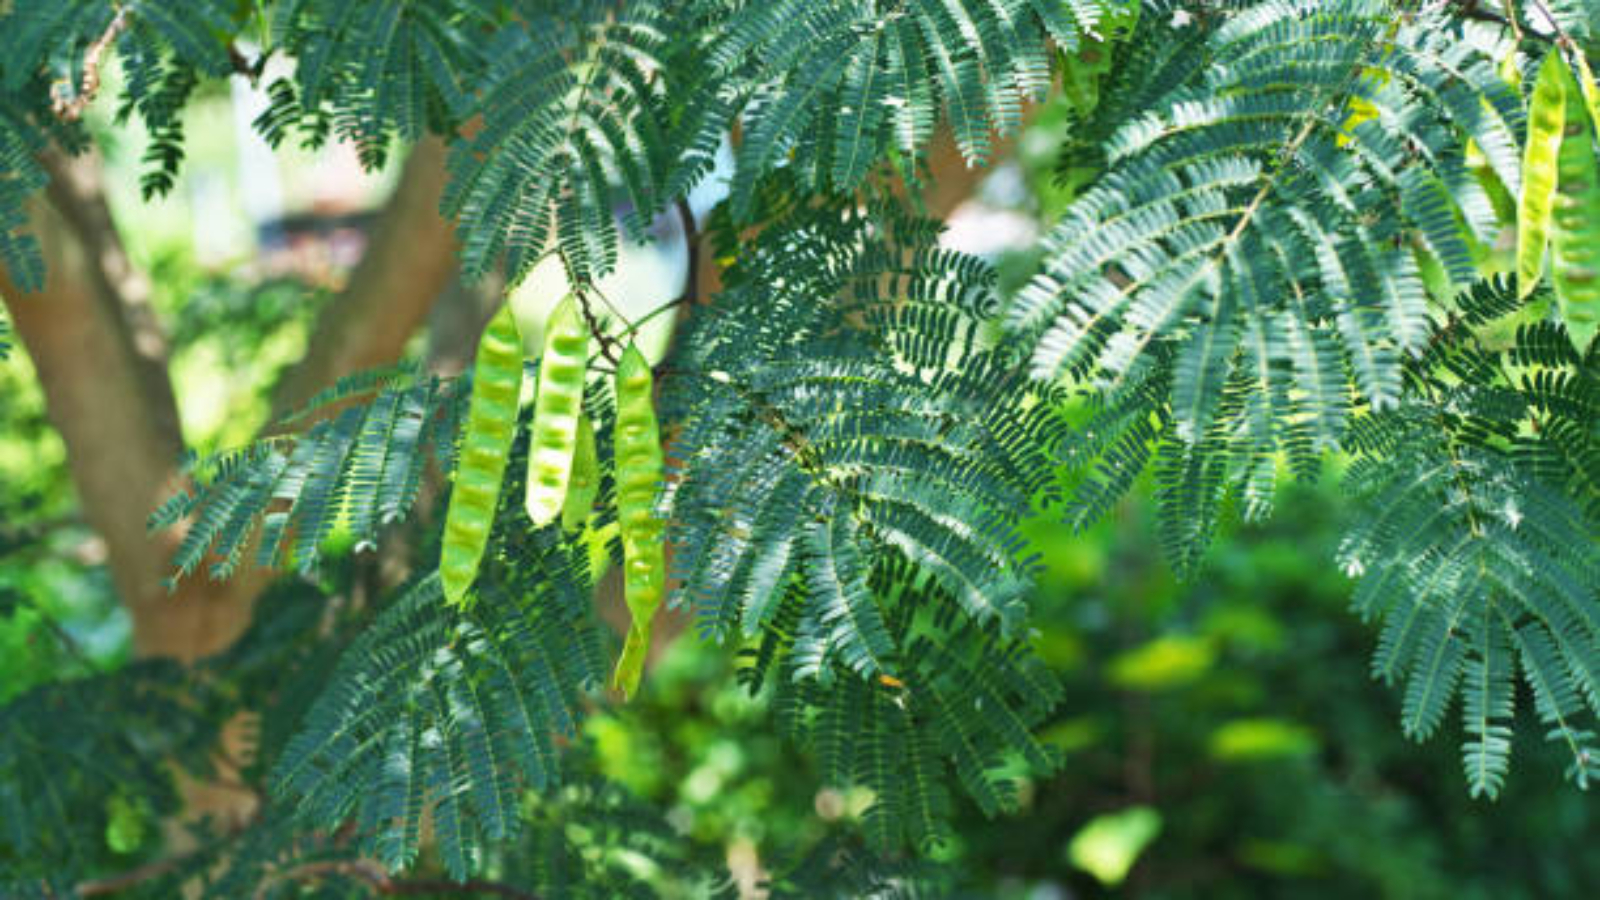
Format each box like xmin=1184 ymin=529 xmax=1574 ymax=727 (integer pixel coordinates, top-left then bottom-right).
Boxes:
xmin=1552 ymin=63 xmax=1600 ymax=349
xmin=611 ymin=343 xmax=665 ymax=698
xmin=525 ymin=295 xmax=590 ymax=527
xmin=1573 ymin=53 xmax=1600 ymax=138
xmin=1518 ymin=52 xmax=1567 ymax=298
xmin=562 ymin=413 xmax=599 ymax=532
xmin=440 ymin=304 xmax=523 ymax=607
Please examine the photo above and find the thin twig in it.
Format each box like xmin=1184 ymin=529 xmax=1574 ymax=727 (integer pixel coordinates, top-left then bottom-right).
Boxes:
xmin=52 ymin=7 xmax=130 ymax=122
xmin=1526 ymin=0 xmax=1581 ymax=51
xmin=1501 ymin=0 xmax=1523 ymax=41
xmin=1449 ymin=0 xmax=1557 ymax=43
xmin=573 ymin=287 xmax=623 ymax=365
xmin=227 ymin=43 xmax=270 ymax=84
xmin=583 ymin=294 xmax=688 ymax=368
xmin=676 ymin=198 xmax=701 ymax=307
xmin=585 ymin=279 xmax=631 ymax=325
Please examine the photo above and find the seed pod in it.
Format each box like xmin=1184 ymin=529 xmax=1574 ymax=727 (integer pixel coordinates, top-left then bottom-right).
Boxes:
xmin=440 ymin=304 xmax=523 ymax=607
xmin=1551 ymin=62 xmax=1600 ymax=350
xmin=525 ymin=294 xmax=590 ymax=527
xmin=611 ymin=343 xmax=665 ymax=698
xmin=562 ymin=413 xmax=599 ymax=532
xmin=1518 ymin=52 xmax=1568 ymax=298
xmin=1572 ymin=52 xmax=1600 ymax=137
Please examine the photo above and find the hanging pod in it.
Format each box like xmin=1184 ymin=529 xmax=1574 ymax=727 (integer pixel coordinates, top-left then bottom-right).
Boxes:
xmin=562 ymin=413 xmax=600 ymax=532
xmin=440 ymin=303 xmax=523 ymax=608
xmin=1518 ymin=51 xmax=1568 ymax=298
xmin=1551 ymin=59 xmax=1600 ymax=350
xmin=611 ymin=343 xmax=666 ymax=698
xmin=525 ymin=294 xmax=590 ymax=528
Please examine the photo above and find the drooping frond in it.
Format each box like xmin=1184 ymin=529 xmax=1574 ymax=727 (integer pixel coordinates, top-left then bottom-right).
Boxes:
xmin=0 ymin=661 xmax=216 ymax=881
xmin=272 ymin=550 xmax=606 ymax=880
xmin=0 ymin=0 xmax=238 ymax=87
xmin=683 ymin=0 xmax=1115 ymax=219
xmin=258 ymin=0 xmax=501 ymax=168
xmin=747 ymin=564 xmax=1063 ymax=852
xmin=1009 ymin=0 xmax=1524 ymax=569
xmin=1339 ymin=308 xmax=1600 ymax=797
xmin=501 ymin=775 xmax=736 ymax=898
xmin=151 ymin=366 xmax=465 ymax=581
xmin=0 ymin=307 xmax=12 ymax=358
xmin=666 ymin=194 xmax=1067 ymax=648
xmin=659 ymin=196 xmax=1066 ymax=849
xmin=443 ymin=6 xmax=677 ymax=286
xmin=0 ymin=0 xmax=240 ymax=199
xmin=0 ymin=102 xmax=49 ymax=292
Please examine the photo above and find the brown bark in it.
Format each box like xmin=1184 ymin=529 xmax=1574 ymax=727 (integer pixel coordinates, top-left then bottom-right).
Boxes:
xmin=269 ymin=136 xmax=458 ymax=417
xmin=0 ymin=138 xmax=460 ymax=661
xmin=1 ymin=152 xmax=258 ymax=661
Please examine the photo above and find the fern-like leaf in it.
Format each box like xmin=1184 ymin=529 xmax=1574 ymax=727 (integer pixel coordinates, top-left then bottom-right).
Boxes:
xmin=682 ymin=0 xmax=1113 ymax=220
xmin=153 ymin=366 xmax=464 ymax=581
xmin=1010 ymin=0 xmax=1523 ymax=570
xmin=1340 ymin=311 xmax=1600 ymax=793
xmin=262 ymin=0 xmax=499 ymax=168
xmin=667 ymin=197 xmax=1066 ymax=646
xmin=273 ymin=554 xmax=605 ymax=880
xmin=443 ymin=7 xmax=675 ymax=286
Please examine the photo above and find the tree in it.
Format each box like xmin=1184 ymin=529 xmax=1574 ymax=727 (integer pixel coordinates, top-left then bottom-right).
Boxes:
xmin=0 ymin=1 xmax=1596 ymax=896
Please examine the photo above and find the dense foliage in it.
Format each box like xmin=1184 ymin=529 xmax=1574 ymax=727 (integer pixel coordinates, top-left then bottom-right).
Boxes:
xmin=1 ymin=0 xmax=1596 ymax=895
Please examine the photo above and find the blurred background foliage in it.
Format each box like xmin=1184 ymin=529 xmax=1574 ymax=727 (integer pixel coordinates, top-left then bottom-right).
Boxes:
xmin=2 ymin=60 xmax=1595 ymax=899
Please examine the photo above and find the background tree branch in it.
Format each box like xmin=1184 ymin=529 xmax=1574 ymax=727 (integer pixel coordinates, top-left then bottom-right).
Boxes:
xmin=269 ymin=136 xmax=459 ymax=417
xmin=1 ymin=136 xmax=463 ymax=660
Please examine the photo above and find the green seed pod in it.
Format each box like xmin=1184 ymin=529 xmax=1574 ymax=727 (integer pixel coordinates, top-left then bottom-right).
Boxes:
xmin=611 ymin=343 xmax=665 ymax=698
xmin=1573 ymin=53 xmax=1600 ymax=137
xmin=562 ymin=413 xmax=599 ymax=532
xmin=440 ymin=304 xmax=523 ymax=608
xmin=525 ymin=294 xmax=590 ymax=527
xmin=1518 ymin=52 xmax=1568 ymax=298
xmin=1552 ymin=62 xmax=1600 ymax=350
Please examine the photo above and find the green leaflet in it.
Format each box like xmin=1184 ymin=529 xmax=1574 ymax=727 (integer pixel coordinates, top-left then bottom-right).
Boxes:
xmin=562 ymin=413 xmax=600 ymax=532
xmin=1518 ymin=52 xmax=1567 ymax=299
xmin=611 ymin=343 xmax=665 ymax=699
xmin=525 ymin=295 xmax=590 ymax=528
xmin=1552 ymin=60 xmax=1600 ymax=350
xmin=440 ymin=304 xmax=522 ymax=608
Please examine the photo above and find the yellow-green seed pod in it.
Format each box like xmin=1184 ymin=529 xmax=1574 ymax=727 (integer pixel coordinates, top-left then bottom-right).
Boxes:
xmin=440 ymin=304 xmax=522 ymax=608
xmin=562 ymin=413 xmax=599 ymax=532
xmin=525 ymin=294 xmax=590 ymax=528
xmin=1518 ymin=52 xmax=1568 ymax=298
xmin=611 ymin=343 xmax=665 ymax=698
xmin=1572 ymin=53 xmax=1600 ymax=139
xmin=613 ymin=623 xmax=650 ymax=703
xmin=1551 ymin=63 xmax=1600 ymax=350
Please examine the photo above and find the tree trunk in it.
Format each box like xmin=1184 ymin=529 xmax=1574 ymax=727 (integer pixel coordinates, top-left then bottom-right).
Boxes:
xmin=269 ymin=136 xmax=459 ymax=417
xmin=1 ymin=152 xmax=260 ymax=661
xmin=0 ymin=139 xmax=461 ymax=662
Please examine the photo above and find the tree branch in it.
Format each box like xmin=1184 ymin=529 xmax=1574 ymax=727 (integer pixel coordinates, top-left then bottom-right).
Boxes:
xmin=0 ymin=152 xmax=267 ymax=662
xmin=51 ymin=7 xmax=130 ymax=122
xmin=1448 ymin=0 xmax=1557 ymax=42
xmin=268 ymin=136 xmax=460 ymax=417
